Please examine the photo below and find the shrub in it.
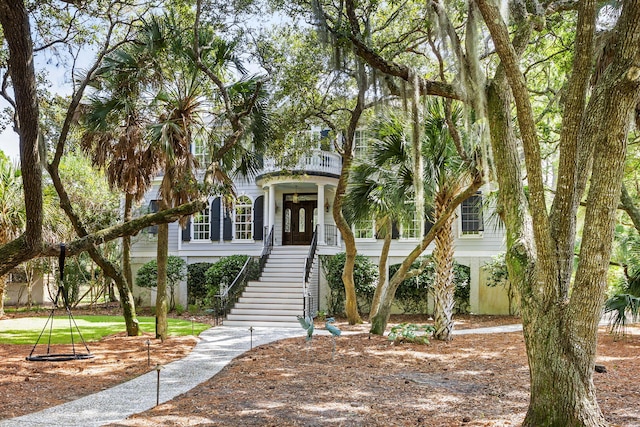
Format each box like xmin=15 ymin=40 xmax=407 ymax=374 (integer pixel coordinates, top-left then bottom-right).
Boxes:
xmin=135 ymin=256 xmax=186 ymax=310
xmin=321 ymin=253 xmax=378 ymax=316
xmin=391 ymin=257 xmax=471 ymax=314
xmin=388 ymin=323 xmax=435 ymax=344
xmin=187 ymin=262 xmax=214 ymax=306
xmin=204 ymin=255 xmax=259 ymax=305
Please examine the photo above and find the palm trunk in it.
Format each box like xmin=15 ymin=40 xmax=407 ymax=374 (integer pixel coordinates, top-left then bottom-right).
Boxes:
xmin=0 ymin=276 xmax=6 ymax=317
xmin=156 ymin=221 xmax=169 ymax=341
xmin=431 ymin=193 xmax=455 ymax=341
xmin=369 ymin=217 xmax=393 ymax=318
xmin=122 ymin=193 xmax=134 ymax=292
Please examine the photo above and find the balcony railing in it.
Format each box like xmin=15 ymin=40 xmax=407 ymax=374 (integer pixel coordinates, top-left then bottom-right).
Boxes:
xmin=261 ymin=149 xmax=341 ymax=176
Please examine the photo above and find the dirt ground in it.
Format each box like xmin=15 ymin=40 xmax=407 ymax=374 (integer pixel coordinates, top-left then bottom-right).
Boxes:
xmin=1 ymin=310 xmax=639 ymax=426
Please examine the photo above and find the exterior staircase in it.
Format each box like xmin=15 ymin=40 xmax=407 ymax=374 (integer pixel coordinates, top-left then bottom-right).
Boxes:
xmin=224 ymin=246 xmax=312 ymax=328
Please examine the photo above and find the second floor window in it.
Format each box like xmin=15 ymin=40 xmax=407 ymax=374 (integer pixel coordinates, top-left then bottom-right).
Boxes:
xmin=235 ymin=195 xmax=253 ymax=240
xmin=194 ymin=139 xmax=211 ymax=167
xmin=461 ymin=192 xmax=484 ymax=235
xmin=354 ymin=219 xmax=375 ymax=239
xmin=192 ymin=207 xmax=210 ymax=240
xmin=354 ymin=129 xmax=370 ymax=159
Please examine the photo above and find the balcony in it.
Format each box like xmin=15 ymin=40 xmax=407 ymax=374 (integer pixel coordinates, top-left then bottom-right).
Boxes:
xmin=259 ymin=149 xmax=342 ymax=178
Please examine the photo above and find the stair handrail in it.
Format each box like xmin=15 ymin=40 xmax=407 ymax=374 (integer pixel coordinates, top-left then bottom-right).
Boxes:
xmin=259 ymin=225 xmax=274 ymax=276
xmin=302 ymin=225 xmax=319 ymax=318
xmin=214 ymin=256 xmax=254 ymax=323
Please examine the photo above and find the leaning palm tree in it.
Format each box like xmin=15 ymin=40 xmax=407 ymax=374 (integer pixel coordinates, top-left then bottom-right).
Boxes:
xmin=353 ymin=100 xmax=478 ymax=340
xmin=344 ymin=123 xmax=417 ymax=318
xmin=0 ymin=157 xmax=26 ymax=316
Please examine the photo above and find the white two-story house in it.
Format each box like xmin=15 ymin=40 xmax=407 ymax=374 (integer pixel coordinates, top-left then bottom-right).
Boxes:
xmin=130 ymin=129 xmax=508 ymax=327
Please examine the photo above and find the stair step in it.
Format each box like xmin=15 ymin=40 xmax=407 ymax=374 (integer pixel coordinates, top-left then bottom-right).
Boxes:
xmin=246 ymin=281 xmax=302 ymax=288
xmin=242 ymin=291 xmax=301 ymax=298
xmin=238 ymin=297 xmax=304 ymax=304
xmin=226 ymin=313 xmax=303 ymax=322
xmin=234 ymin=302 xmax=302 ymax=310
xmin=258 ymin=277 xmax=301 ymax=283
xmin=230 ymin=308 xmax=302 ymax=316
xmin=223 ymin=320 xmax=301 ymax=328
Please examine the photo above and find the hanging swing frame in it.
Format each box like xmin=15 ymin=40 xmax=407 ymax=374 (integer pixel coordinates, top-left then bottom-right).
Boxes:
xmin=26 ymin=244 xmax=94 ymax=362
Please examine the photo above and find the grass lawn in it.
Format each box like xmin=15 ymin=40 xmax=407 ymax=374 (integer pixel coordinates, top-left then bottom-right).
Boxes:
xmin=0 ymin=315 xmax=211 ymax=345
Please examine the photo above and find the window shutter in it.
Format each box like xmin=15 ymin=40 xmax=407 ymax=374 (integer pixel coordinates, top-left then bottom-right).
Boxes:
xmin=253 ymin=196 xmax=264 ymax=240
xmin=147 ymin=200 xmax=159 ymax=235
xmin=391 ymin=221 xmax=400 ymax=239
xmin=182 ymin=217 xmax=191 ymax=241
xmin=223 ymin=214 xmax=232 ymax=241
xmin=211 ymin=198 xmax=221 ymax=241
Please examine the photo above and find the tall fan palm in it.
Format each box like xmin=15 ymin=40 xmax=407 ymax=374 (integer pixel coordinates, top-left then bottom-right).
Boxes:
xmin=350 ymin=100 xmax=476 ymax=340
xmin=344 ymin=119 xmax=418 ymax=317
xmin=421 ymin=100 xmax=474 ymax=341
xmin=79 ymin=17 xmax=168 ymax=336
xmin=0 ymin=157 xmax=26 ymax=316
xmin=148 ymin=69 xmax=205 ymax=341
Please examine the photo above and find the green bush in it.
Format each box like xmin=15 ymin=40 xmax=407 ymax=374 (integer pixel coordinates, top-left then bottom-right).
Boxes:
xmin=204 ymin=255 xmax=259 ymax=305
xmin=321 ymin=253 xmax=378 ymax=316
xmin=187 ymin=262 xmax=214 ymax=306
xmin=391 ymin=257 xmax=471 ymax=314
xmin=135 ymin=256 xmax=186 ymax=310
xmin=388 ymin=323 xmax=435 ymax=344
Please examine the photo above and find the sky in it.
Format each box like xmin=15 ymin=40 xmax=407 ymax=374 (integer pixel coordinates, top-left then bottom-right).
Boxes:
xmin=0 ymin=128 xmax=19 ymax=161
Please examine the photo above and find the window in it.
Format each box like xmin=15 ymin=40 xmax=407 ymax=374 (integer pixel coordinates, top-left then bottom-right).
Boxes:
xmin=461 ymin=192 xmax=484 ymax=235
xmin=299 ymin=208 xmax=306 ymax=232
xmin=401 ymin=211 xmax=421 ymax=240
xmin=354 ymin=219 xmax=375 ymax=239
xmin=193 ymin=139 xmax=211 ymax=167
xmin=284 ymin=208 xmax=291 ymax=233
xmin=234 ymin=195 xmax=253 ymax=240
xmin=192 ymin=207 xmax=210 ymax=240
xmin=354 ymin=129 xmax=370 ymax=158
xmin=146 ymin=200 xmax=159 ymax=235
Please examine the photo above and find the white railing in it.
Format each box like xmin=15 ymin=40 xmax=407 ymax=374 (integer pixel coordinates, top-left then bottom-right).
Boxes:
xmin=261 ymin=149 xmax=342 ymax=176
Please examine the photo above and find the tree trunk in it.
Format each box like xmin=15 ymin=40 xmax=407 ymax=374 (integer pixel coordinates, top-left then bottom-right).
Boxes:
xmin=156 ymin=221 xmax=169 ymax=341
xmin=122 ymin=193 xmax=134 ymax=292
xmin=0 ymin=276 xmax=6 ymax=317
xmin=0 ymin=1 xmax=43 ymax=275
xmin=369 ymin=178 xmax=482 ymax=335
xmin=431 ymin=192 xmax=455 ymax=341
xmin=369 ymin=217 xmax=392 ymax=318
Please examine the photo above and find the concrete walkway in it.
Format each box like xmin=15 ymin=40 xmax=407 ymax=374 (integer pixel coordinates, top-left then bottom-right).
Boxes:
xmin=0 ymin=322 xmax=525 ymax=427
xmin=0 ymin=326 xmax=305 ymax=427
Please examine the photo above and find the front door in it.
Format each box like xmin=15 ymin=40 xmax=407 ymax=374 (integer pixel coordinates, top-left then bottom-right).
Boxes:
xmin=283 ymin=194 xmax=316 ymax=245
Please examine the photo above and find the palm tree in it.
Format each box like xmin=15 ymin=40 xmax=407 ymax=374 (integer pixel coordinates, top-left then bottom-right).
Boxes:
xmin=421 ymin=100 xmax=475 ymax=341
xmin=344 ymin=123 xmax=417 ymax=318
xmin=352 ymin=100 xmax=478 ymax=340
xmin=605 ymin=228 xmax=640 ymax=335
xmin=79 ymin=19 xmax=168 ymax=336
xmin=0 ymin=156 xmax=25 ymax=316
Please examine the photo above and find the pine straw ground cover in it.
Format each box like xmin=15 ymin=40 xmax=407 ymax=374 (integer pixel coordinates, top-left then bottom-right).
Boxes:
xmin=0 ymin=312 xmax=638 ymax=426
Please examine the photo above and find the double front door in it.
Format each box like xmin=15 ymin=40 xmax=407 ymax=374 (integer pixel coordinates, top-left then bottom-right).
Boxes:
xmin=283 ymin=195 xmax=316 ymax=245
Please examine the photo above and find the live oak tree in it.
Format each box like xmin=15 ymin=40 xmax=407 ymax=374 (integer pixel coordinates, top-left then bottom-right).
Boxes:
xmin=325 ymin=0 xmax=640 ymax=424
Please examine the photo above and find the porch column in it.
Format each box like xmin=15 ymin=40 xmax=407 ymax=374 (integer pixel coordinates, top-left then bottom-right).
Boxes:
xmin=317 ymin=183 xmax=326 ymax=245
xmin=268 ymin=184 xmax=276 ymax=233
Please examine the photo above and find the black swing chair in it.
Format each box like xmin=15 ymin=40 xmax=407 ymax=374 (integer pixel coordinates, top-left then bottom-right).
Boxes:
xmin=26 ymin=244 xmax=94 ymax=362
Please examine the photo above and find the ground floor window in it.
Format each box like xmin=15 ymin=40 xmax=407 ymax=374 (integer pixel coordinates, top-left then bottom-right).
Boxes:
xmin=235 ymin=195 xmax=253 ymax=240
xmin=192 ymin=207 xmax=210 ymax=240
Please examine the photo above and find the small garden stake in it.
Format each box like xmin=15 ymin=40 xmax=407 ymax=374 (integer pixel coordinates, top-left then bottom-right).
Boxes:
xmin=145 ymin=340 xmax=151 ymax=367
xmin=249 ymin=326 xmax=254 ymax=350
